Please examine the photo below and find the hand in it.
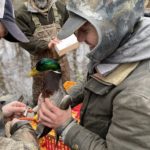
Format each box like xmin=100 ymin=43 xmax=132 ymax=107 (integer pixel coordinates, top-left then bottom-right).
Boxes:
xmin=48 ymin=37 xmax=60 ymax=49
xmin=2 ymin=101 xmax=26 ymax=117
xmin=38 ymin=98 xmax=72 ymax=129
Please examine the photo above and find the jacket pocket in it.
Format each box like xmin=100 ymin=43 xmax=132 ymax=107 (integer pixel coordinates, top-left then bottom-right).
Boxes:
xmin=85 ymin=77 xmax=114 ymax=95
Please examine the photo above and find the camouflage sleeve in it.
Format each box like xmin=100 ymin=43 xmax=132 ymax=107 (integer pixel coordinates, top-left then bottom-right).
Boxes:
xmin=0 ymin=123 xmax=39 ymax=150
xmin=0 ymin=105 xmax=39 ymax=150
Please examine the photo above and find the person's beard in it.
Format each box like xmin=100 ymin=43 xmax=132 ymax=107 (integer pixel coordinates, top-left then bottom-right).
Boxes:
xmin=34 ymin=0 xmax=49 ymax=9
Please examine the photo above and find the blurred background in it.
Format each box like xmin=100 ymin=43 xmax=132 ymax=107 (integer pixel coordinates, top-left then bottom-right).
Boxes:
xmin=0 ymin=0 xmax=32 ymax=102
xmin=0 ymin=0 xmax=68 ymax=104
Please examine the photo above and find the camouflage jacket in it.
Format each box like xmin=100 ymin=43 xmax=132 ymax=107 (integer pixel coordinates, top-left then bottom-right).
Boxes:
xmin=0 ymin=108 xmax=39 ymax=150
xmin=15 ymin=1 xmax=68 ymax=55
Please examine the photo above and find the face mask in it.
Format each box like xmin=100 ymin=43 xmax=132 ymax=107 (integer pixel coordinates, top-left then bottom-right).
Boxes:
xmin=76 ymin=42 xmax=90 ymax=63
xmin=76 ymin=42 xmax=90 ymax=81
xmin=66 ymin=42 xmax=90 ymax=81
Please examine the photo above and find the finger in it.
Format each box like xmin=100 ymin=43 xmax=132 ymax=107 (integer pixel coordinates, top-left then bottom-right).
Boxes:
xmin=14 ymin=112 xmax=23 ymax=116
xmin=40 ymin=121 xmax=53 ymax=128
xmin=51 ymin=37 xmax=60 ymax=42
xmin=48 ymin=41 xmax=54 ymax=48
xmin=40 ymin=101 xmax=56 ymax=120
xmin=44 ymin=98 xmax=60 ymax=113
xmin=12 ymin=106 xmax=26 ymax=113
xmin=48 ymin=41 xmax=57 ymax=48
xmin=12 ymin=101 xmax=26 ymax=107
xmin=38 ymin=109 xmax=53 ymax=123
xmin=48 ymin=39 xmax=60 ymax=48
xmin=52 ymin=38 xmax=60 ymax=43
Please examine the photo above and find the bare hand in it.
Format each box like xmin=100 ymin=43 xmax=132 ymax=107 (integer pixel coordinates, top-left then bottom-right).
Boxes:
xmin=48 ymin=37 xmax=60 ymax=49
xmin=2 ymin=101 xmax=26 ymax=117
xmin=38 ymin=98 xmax=72 ymax=129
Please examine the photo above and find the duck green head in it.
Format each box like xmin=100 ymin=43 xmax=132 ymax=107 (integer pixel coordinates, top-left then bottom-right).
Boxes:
xmin=28 ymin=58 xmax=61 ymax=77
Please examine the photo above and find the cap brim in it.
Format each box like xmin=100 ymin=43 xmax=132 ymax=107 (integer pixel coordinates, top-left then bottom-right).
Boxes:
xmin=57 ymin=13 xmax=86 ymax=40
xmin=1 ymin=20 xmax=29 ymax=43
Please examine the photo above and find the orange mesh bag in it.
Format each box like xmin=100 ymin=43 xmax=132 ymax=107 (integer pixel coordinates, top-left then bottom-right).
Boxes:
xmin=30 ymin=81 xmax=81 ymax=150
xmin=30 ymin=105 xmax=81 ymax=150
xmin=38 ymin=131 xmax=70 ymax=150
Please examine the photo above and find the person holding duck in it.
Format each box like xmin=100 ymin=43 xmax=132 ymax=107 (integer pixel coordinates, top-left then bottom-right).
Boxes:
xmin=38 ymin=0 xmax=150 ymax=150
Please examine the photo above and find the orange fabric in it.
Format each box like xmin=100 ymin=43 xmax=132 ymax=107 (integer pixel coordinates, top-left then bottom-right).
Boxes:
xmin=63 ymin=81 xmax=77 ymax=91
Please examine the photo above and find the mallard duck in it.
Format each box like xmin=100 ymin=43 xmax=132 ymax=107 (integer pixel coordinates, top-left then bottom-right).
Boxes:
xmin=28 ymin=58 xmax=61 ymax=76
